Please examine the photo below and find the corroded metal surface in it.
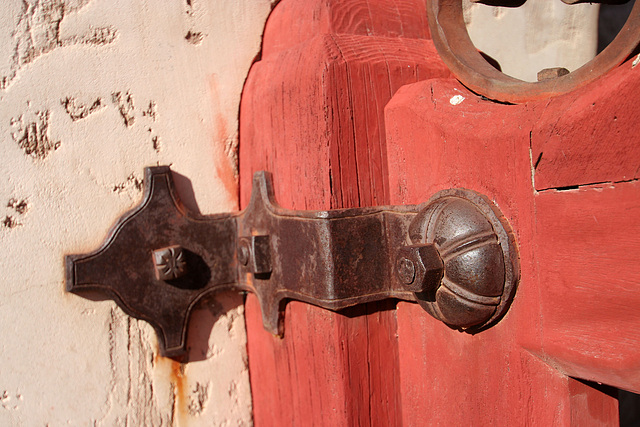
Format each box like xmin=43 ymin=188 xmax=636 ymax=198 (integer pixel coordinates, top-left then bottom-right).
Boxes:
xmin=410 ymin=189 xmax=519 ymax=331
xmin=427 ymin=0 xmax=640 ymax=103
xmin=153 ymin=245 xmax=188 ymax=281
xmin=66 ymin=166 xmax=519 ymax=357
xmin=66 ymin=167 xmax=239 ymax=358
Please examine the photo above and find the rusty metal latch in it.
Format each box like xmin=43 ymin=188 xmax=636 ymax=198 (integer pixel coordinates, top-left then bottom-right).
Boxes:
xmin=66 ymin=166 xmax=519 ymax=357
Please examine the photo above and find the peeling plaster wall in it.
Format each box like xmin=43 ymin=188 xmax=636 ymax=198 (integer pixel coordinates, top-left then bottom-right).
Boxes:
xmin=463 ymin=0 xmax=599 ymax=82
xmin=0 ymin=0 xmax=273 ymax=425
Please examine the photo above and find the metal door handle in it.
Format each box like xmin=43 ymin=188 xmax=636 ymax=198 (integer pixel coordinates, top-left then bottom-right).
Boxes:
xmin=66 ymin=166 xmax=519 ymax=357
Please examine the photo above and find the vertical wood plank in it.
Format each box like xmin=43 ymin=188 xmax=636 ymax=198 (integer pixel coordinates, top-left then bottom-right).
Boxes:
xmin=241 ymin=0 xmax=636 ymax=424
xmin=534 ymin=182 xmax=640 ymax=392
xmin=239 ymin=0 xmax=449 ymax=425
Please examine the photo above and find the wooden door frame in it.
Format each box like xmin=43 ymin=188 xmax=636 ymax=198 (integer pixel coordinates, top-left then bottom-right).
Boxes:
xmin=239 ymin=0 xmax=640 ymax=424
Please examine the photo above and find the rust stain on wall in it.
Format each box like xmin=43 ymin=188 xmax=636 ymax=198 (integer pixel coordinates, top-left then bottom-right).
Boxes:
xmin=155 ymin=354 xmax=189 ymax=424
xmin=214 ymin=121 xmax=238 ymax=208
xmin=209 ymin=75 xmax=239 ymax=206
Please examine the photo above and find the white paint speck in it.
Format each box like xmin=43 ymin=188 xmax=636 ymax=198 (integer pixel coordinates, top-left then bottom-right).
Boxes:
xmin=449 ymin=95 xmax=465 ymax=105
xmin=633 ymin=54 xmax=640 ymax=68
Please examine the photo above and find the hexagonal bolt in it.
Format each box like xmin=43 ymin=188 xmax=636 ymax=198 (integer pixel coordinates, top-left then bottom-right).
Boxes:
xmin=238 ymin=235 xmax=272 ymax=275
xmin=153 ymin=245 xmax=187 ymax=281
xmin=396 ymin=244 xmax=444 ymax=293
xmin=238 ymin=240 xmax=251 ymax=266
xmin=537 ymin=67 xmax=570 ymax=82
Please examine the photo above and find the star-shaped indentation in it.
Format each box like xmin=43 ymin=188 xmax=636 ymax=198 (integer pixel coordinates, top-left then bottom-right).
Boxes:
xmin=153 ymin=245 xmax=187 ymax=281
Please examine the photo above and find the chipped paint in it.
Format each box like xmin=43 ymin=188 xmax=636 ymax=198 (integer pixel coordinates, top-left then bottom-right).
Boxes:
xmin=449 ymin=95 xmax=465 ymax=106
xmin=112 ymin=173 xmax=144 ymax=194
xmin=11 ymin=110 xmax=60 ymax=159
xmin=112 ymin=91 xmax=136 ymax=127
xmin=61 ymin=97 xmax=105 ymax=121
xmin=1 ymin=0 xmax=117 ymax=90
xmin=185 ymin=31 xmax=205 ymax=45
xmin=143 ymin=101 xmax=158 ymax=121
xmin=152 ymin=135 xmax=162 ymax=152
xmin=184 ymin=0 xmax=206 ymax=46
xmin=188 ymin=382 xmax=209 ymax=416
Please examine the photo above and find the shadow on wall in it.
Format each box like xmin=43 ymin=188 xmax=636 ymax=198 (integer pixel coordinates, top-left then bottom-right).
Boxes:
xmin=598 ymin=0 xmax=636 ymax=53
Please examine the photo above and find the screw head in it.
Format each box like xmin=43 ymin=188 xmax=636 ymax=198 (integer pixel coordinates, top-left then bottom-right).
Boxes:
xmin=396 ymin=256 xmax=416 ymax=285
xmin=238 ymin=240 xmax=250 ymax=266
xmin=153 ymin=245 xmax=187 ymax=281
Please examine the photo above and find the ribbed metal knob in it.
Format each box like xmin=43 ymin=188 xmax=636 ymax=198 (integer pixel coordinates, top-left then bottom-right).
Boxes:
xmin=410 ymin=189 xmax=519 ymax=331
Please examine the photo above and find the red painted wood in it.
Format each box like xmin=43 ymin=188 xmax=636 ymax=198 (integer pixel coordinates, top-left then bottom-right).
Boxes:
xmin=534 ymin=182 xmax=640 ymax=392
xmin=262 ymin=0 xmax=431 ymax=58
xmin=385 ymin=79 xmax=577 ymax=425
xmin=569 ymin=380 xmax=620 ymax=426
xmin=238 ymin=0 xmax=449 ymax=425
xmin=239 ymin=0 xmax=638 ymax=424
xmin=531 ymin=62 xmax=640 ymax=191
xmin=240 ymin=34 xmax=450 ymax=211
xmin=385 ymin=60 xmax=638 ymax=423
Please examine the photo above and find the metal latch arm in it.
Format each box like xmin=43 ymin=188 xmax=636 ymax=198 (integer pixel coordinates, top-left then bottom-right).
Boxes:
xmin=66 ymin=166 xmax=518 ymax=357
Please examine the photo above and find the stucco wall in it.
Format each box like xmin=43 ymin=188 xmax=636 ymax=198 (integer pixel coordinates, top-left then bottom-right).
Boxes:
xmin=0 ymin=0 xmax=273 ymax=425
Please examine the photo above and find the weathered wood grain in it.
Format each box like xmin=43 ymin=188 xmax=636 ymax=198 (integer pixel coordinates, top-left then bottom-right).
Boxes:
xmin=385 ymin=74 xmax=623 ymax=424
xmin=534 ymin=181 xmax=640 ymax=392
xmin=240 ymin=0 xmax=638 ymax=424
xmin=239 ymin=0 xmax=449 ymax=425
xmin=262 ymin=0 xmax=431 ymax=57
xmin=531 ymin=62 xmax=640 ymax=191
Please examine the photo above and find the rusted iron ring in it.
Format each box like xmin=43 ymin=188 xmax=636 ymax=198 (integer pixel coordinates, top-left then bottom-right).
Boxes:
xmin=427 ymin=0 xmax=640 ymax=103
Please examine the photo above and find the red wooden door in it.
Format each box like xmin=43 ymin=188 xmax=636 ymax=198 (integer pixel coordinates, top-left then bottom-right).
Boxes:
xmin=238 ymin=1 xmax=640 ymax=425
